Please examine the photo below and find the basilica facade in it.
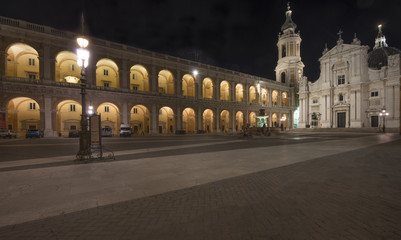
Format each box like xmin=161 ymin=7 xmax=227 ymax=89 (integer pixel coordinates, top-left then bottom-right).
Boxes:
xmin=298 ymin=27 xmax=401 ymax=131
xmin=0 ymin=6 xmax=299 ymax=137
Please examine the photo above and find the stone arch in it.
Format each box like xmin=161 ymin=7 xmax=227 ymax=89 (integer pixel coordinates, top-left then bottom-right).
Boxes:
xmin=272 ymin=90 xmax=279 ymax=106
xmin=158 ymin=70 xmax=174 ymax=95
xmin=272 ymin=113 xmax=278 ymax=127
xmin=249 ymin=86 xmax=257 ymax=103
xmin=235 ymin=111 xmax=244 ymax=131
xmin=220 ymin=81 xmax=230 ymax=101
xmin=6 ymin=43 xmax=39 ymax=79
xmin=249 ymin=112 xmax=257 ymax=127
xmin=55 ymin=51 xmax=81 ymax=83
xmin=182 ymin=108 xmax=196 ymax=133
xmin=261 ymin=88 xmax=268 ymax=105
xmin=7 ymin=97 xmax=41 ymax=136
xmin=281 ymin=113 xmax=289 ymax=128
xmin=202 ymin=78 xmax=214 ymax=99
xmin=182 ymin=74 xmax=195 ymax=97
xmin=130 ymin=65 xmax=149 ymax=91
xmin=130 ymin=104 xmax=150 ymax=135
xmin=56 ymin=100 xmax=81 ymax=137
xmin=235 ymin=83 xmax=244 ymax=102
xmin=282 ymin=92 xmax=289 ymax=106
xmin=220 ymin=110 xmax=230 ymax=133
xmin=202 ymin=109 xmax=214 ymax=133
xmin=97 ymin=102 xmax=120 ymax=136
xmin=159 ymin=106 xmax=175 ymax=134
xmin=96 ymin=58 xmax=119 ymax=88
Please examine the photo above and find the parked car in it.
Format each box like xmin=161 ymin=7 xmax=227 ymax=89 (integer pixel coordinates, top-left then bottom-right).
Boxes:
xmin=101 ymin=127 xmax=113 ymax=137
xmin=26 ymin=129 xmax=44 ymax=138
xmin=68 ymin=130 xmax=79 ymax=138
xmin=119 ymin=124 xmax=131 ymax=137
xmin=0 ymin=129 xmax=18 ymax=138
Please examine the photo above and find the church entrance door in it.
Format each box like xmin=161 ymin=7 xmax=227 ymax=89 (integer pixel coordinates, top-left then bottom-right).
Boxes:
xmin=371 ymin=116 xmax=378 ymax=127
xmin=337 ymin=112 xmax=346 ymax=128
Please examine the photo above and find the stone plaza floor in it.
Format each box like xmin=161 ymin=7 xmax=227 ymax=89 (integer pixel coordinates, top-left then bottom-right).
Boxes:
xmin=0 ymin=133 xmax=400 ymax=239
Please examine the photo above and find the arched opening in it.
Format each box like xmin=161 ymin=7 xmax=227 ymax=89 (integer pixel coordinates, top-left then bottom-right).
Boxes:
xmin=202 ymin=109 xmax=214 ymax=133
xmin=158 ymin=70 xmax=174 ymax=95
xmin=235 ymin=111 xmax=244 ymax=131
xmin=55 ymin=51 xmax=81 ymax=83
xmin=272 ymin=90 xmax=279 ymax=106
xmin=249 ymin=86 xmax=257 ymax=103
xmin=220 ymin=110 xmax=230 ymax=133
xmin=281 ymin=113 xmax=289 ymax=128
xmin=235 ymin=84 xmax=244 ymax=102
xmin=220 ymin=81 xmax=230 ymax=101
xmin=182 ymin=108 xmax=196 ymax=133
xmin=282 ymin=92 xmax=289 ymax=106
xmin=130 ymin=105 xmax=150 ymax=135
xmin=281 ymin=72 xmax=286 ymax=83
xmin=97 ymin=102 xmax=120 ymax=136
xmin=6 ymin=43 xmax=39 ymax=79
xmin=182 ymin=74 xmax=195 ymax=97
xmin=281 ymin=44 xmax=286 ymax=58
xmin=272 ymin=113 xmax=278 ymax=127
xmin=56 ymin=100 xmax=81 ymax=137
xmin=202 ymin=78 xmax=214 ymax=99
xmin=96 ymin=59 xmax=119 ymax=88
xmin=249 ymin=112 xmax=257 ymax=127
xmin=130 ymin=65 xmax=149 ymax=91
xmin=159 ymin=106 xmax=175 ymax=134
xmin=7 ymin=97 xmax=41 ymax=136
xmin=261 ymin=88 xmax=268 ymax=105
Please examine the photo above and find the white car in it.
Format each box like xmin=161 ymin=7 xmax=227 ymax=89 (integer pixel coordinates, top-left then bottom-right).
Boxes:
xmin=0 ymin=129 xmax=18 ymax=138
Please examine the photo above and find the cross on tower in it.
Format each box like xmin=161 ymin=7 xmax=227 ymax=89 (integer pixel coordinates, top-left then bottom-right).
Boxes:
xmin=337 ymin=30 xmax=343 ymax=39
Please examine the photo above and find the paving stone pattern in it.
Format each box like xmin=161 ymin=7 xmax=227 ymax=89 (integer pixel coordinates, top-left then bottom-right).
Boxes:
xmin=0 ymin=140 xmax=400 ymax=240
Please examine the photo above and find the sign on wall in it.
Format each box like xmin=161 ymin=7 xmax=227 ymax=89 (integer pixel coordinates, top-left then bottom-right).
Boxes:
xmin=90 ymin=115 xmax=101 ymax=146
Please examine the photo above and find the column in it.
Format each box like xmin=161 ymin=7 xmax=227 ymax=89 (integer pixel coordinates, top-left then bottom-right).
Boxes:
xmin=151 ymin=104 xmax=158 ymax=134
xmin=176 ymin=106 xmax=181 ymax=130
xmin=43 ymin=96 xmax=54 ymax=137
xmin=231 ymin=82 xmax=235 ymax=101
xmin=176 ymin=70 xmax=181 ymax=97
xmin=0 ymin=50 xmax=6 ymax=76
xmin=216 ymin=108 xmax=220 ymax=132
xmin=197 ymin=76 xmax=202 ymax=99
xmin=197 ymin=107 xmax=202 ymax=131
xmin=231 ymin=109 xmax=236 ymax=133
xmin=269 ymin=89 xmax=272 ymax=107
xmin=245 ymin=110 xmax=249 ymax=125
xmin=43 ymin=44 xmax=51 ymax=80
xmin=215 ymin=80 xmax=220 ymax=100
xmin=151 ymin=66 xmax=157 ymax=93
xmin=245 ymin=83 xmax=249 ymax=103
xmin=122 ymin=102 xmax=128 ymax=125
xmin=121 ymin=59 xmax=128 ymax=89
xmin=279 ymin=90 xmax=282 ymax=106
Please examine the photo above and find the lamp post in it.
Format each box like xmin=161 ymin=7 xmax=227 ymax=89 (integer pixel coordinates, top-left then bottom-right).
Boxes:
xmin=76 ymin=36 xmax=90 ymax=160
xmin=379 ymin=109 xmax=389 ymax=133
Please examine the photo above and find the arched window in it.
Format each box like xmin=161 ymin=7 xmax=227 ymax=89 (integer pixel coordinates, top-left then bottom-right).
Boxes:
xmin=282 ymin=44 xmax=286 ymax=58
xmin=281 ymin=72 xmax=286 ymax=83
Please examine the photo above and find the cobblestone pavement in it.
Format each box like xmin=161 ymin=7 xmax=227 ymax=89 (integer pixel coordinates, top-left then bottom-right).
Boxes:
xmin=0 ymin=136 xmax=400 ymax=239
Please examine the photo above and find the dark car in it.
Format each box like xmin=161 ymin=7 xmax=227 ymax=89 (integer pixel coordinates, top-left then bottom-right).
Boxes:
xmin=68 ymin=130 xmax=79 ymax=138
xmin=26 ymin=129 xmax=44 ymax=138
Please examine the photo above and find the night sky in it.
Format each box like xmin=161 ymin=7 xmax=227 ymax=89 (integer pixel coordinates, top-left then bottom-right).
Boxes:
xmin=1 ymin=0 xmax=400 ymax=81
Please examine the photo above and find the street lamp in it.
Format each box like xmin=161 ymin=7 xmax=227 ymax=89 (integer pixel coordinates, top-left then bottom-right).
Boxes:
xmin=379 ymin=109 xmax=389 ymax=133
xmin=76 ymin=36 xmax=90 ymax=160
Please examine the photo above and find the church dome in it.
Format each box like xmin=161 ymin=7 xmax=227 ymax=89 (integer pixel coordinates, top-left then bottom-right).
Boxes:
xmin=368 ymin=46 xmax=401 ymax=69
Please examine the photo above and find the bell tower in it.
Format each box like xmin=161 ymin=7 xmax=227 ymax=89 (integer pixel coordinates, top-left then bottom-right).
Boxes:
xmin=275 ymin=3 xmax=304 ymax=87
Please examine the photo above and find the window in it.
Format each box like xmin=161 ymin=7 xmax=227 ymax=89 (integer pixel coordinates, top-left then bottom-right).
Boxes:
xmin=29 ymin=102 xmax=36 ymax=110
xmin=104 ymin=106 xmax=110 ymax=112
xmin=281 ymin=72 xmax=286 ymax=83
xmin=104 ymin=82 xmax=110 ymax=87
xmin=28 ymin=74 xmax=36 ymax=79
xmin=132 ymin=74 xmax=136 ymax=79
xmin=312 ymin=99 xmax=318 ymax=104
xmin=338 ymin=75 xmax=345 ymax=85
xmin=339 ymin=93 xmax=344 ymax=101
xmin=371 ymin=91 xmax=379 ymax=97
xmin=71 ymin=64 xmax=75 ymax=71
xmin=104 ymin=69 xmax=109 ymax=76
xmin=133 ymin=108 xmax=138 ymax=114
xmin=282 ymin=45 xmax=286 ymax=58
xmin=70 ymin=125 xmax=77 ymax=130
xmin=28 ymin=58 xmax=35 ymax=66
xmin=70 ymin=104 xmax=76 ymax=112
xmin=131 ymin=84 xmax=139 ymax=91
